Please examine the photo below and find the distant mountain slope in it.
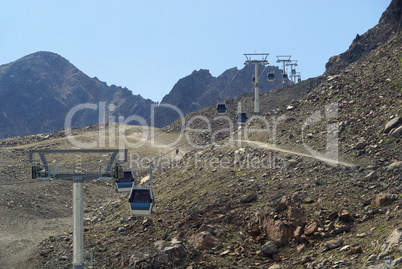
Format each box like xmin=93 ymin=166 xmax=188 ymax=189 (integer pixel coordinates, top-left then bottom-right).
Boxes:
xmin=0 ymin=51 xmax=284 ymax=138
xmin=152 ymin=64 xmax=283 ymax=127
xmin=325 ymin=0 xmax=401 ymax=75
xmin=0 ymin=51 xmax=155 ymax=139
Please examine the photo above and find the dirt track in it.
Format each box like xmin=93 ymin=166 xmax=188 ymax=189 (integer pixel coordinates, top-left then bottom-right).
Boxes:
xmin=240 ymin=140 xmax=357 ymax=167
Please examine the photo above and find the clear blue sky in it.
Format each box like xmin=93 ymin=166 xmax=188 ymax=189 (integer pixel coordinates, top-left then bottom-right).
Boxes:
xmin=0 ymin=0 xmax=391 ymax=102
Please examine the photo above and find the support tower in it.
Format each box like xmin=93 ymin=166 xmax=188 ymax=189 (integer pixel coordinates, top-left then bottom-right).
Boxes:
xmin=244 ymin=53 xmax=269 ymax=115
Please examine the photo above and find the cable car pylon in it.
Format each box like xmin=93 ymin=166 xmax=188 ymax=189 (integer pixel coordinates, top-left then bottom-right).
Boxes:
xmin=244 ymin=53 xmax=269 ymax=115
xmin=286 ymin=60 xmax=298 ymax=84
xmin=276 ymin=55 xmax=292 ymax=85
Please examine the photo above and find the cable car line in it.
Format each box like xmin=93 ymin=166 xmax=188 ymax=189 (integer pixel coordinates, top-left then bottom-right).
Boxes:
xmin=217 ymin=68 xmax=241 ymax=99
xmin=216 ymin=68 xmax=241 ymax=114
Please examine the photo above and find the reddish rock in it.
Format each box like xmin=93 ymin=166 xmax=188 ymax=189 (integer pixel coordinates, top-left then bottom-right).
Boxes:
xmin=192 ymin=231 xmax=216 ymax=250
xmin=263 ymin=217 xmax=294 ymax=246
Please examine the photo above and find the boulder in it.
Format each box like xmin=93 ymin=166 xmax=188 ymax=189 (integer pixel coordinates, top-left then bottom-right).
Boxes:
xmin=339 ymin=210 xmax=354 ymax=223
xmin=263 ymin=218 xmax=294 ymax=246
xmin=384 ymin=116 xmax=401 ymax=133
xmin=365 ymin=170 xmax=377 ymax=180
xmin=390 ymin=125 xmax=402 ymax=137
xmin=287 ymin=159 xmax=298 ymax=167
xmin=323 ymin=237 xmax=343 ymax=251
xmin=240 ymin=192 xmax=257 ymax=203
xmin=375 ymin=193 xmax=397 ymax=207
xmin=164 ymin=244 xmax=187 ymax=260
xmin=354 ymin=142 xmax=365 ymax=150
xmin=382 ymin=227 xmax=402 ymax=252
xmin=387 ymin=161 xmax=402 ymax=171
xmin=191 ymin=231 xmax=216 ymax=251
xmin=261 ymin=241 xmax=278 ymax=256
xmin=304 ymin=221 xmax=318 ymax=236
xmin=392 ymin=257 xmax=402 ymax=266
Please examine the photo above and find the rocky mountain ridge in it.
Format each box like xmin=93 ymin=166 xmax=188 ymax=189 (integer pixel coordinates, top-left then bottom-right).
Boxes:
xmin=0 ymin=52 xmax=283 ymax=139
xmin=0 ymin=51 xmax=156 ymax=139
xmin=152 ymin=64 xmax=283 ymax=127
xmin=325 ymin=0 xmax=401 ymax=75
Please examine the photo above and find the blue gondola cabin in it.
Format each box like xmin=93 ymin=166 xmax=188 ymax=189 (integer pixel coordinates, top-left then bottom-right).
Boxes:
xmin=216 ymin=103 xmax=227 ymax=114
xmin=237 ymin=112 xmax=247 ymax=124
xmin=114 ymin=169 xmax=135 ymax=193
xmin=129 ymin=187 xmax=154 ymax=216
xmin=267 ymin=72 xmax=276 ymax=82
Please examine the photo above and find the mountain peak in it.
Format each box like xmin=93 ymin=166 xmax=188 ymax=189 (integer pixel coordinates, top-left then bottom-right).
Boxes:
xmin=325 ymin=0 xmax=401 ymax=75
xmin=13 ymin=51 xmax=70 ymax=66
xmin=0 ymin=51 xmax=155 ymax=138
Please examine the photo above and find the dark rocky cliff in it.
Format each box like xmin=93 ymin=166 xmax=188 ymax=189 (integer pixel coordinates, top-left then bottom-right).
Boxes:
xmin=325 ymin=0 xmax=401 ymax=75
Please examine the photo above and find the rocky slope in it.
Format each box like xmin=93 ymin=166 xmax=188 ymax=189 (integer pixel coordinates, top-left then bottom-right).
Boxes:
xmin=325 ymin=0 xmax=401 ymax=75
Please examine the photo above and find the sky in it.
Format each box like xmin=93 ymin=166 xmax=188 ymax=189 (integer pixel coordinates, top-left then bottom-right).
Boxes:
xmin=0 ymin=0 xmax=392 ymax=102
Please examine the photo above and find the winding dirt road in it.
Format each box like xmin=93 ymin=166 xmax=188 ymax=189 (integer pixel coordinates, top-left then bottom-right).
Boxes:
xmin=239 ymin=140 xmax=357 ymax=167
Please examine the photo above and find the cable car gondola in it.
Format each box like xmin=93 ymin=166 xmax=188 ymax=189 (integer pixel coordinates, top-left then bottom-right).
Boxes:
xmin=291 ymin=69 xmax=296 ymax=74
xmin=114 ymin=168 xmax=135 ymax=193
xmin=128 ymin=166 xmax=154 ymax=216
xmin=267 ymin=72 xmax=276 ymax=82
xmin=216 ymin=103 xmax=227 ymax=114
xmin=128 ymin=186 xmax=154 ymax=216
xmin=237 ymin=112 xmax=248 ymax=124
xmin=282 ymin=73 xmax=289 ymax=80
